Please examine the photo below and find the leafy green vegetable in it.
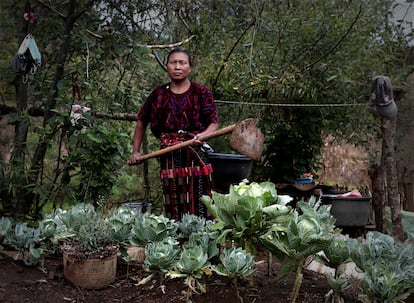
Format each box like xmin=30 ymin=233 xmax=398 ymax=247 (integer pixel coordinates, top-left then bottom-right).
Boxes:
xmin=129 ymin=213 xmax=178 ymax=246
xmin=106 ymin=206 xmax=136 ymax=244
xmin=0 ymin=217 xmax=13 ymax=243
xmin=167 ymin=245 xmax=211 ymax=298
xmin=314 ymin=237 xmax=350 ymax=303
xmin=202 ymin=181 xmax=293 ymax=252
xmin=260 ymin=196 xmax=336 ymax=303
xmin=3 ymin=222 xmax=43 ymax=266
xmin=212 ymin=247 xmax=255 ymax=303
xmin=349 ymin=231 xmax=414 ymax=303
xmin=173 ymin=245 xmax=209 ymax=276
xmin=40 ymin=203 xmax=120 ymax=258
xmin=39 ymin=208 xmax=76 ymax=245
xmin=144 ymin=237 xmax=179 ymax=272
xmin=212 ymin=247 xmax=255 ymax=279
xmin=325 ymin=273 xmax=349 ymax=303
xmin=187 ymin=231 xmax=219 ymax=260
xmin=318 ymin=237 xmax=350 ymax=270
xmin=4 ymin=223 xmax=40 ymax=251
xmin=178 ymin=214 xmax=206 ymax=239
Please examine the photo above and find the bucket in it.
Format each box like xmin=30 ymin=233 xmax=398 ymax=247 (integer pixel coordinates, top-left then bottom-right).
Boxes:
xmin=207 ymin=152 xmax=253 ymax=192
xmin=322 ymin=195 xmax=371 ymax=227
xmin=63 ymin=252 xmax=117 ymax=289
xmin=123 ymin=201 xmax=152 ymax=216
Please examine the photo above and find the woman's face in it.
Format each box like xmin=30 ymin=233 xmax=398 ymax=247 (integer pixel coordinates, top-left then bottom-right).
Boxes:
xmin=166 ymin=52 xmax=192 ymax=81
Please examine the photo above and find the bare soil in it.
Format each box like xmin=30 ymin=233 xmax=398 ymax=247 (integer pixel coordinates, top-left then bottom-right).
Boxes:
xmin=0 ymin=249 xmax=399 ymax=303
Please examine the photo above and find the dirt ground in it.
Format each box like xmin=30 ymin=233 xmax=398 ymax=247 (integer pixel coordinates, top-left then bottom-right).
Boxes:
xmin=2 ymin=249 xmax=411 ymax=303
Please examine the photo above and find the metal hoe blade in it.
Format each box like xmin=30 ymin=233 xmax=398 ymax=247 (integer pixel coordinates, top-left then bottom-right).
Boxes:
xmin=229 ymin=118 xmax=264 ymax=160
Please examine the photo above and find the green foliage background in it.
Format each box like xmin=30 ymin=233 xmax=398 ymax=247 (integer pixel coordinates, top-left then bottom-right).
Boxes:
xmin=0 ymin=0 xmax=412 ymax=218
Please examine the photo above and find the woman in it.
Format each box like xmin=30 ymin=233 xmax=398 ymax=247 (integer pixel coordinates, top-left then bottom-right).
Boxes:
xmin=128 ymin=47 xmax=219 ymax=220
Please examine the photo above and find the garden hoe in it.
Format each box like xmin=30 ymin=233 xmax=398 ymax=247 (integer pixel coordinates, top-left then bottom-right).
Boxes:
xmin=128 ymin=118 xmax=264 ymax=163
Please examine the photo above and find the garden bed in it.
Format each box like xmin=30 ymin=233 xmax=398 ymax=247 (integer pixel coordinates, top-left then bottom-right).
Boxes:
xmin=0 ymin=251 xmax=379 ymax=303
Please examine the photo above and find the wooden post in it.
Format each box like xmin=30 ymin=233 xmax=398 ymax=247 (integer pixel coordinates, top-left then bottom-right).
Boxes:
xmin=381 ymin=87 xmax=406 ymax=241
xmin=403 ymin=170 xmax=414 ymax=211
xmin=369 ymin=164 xmax=386 ymax=233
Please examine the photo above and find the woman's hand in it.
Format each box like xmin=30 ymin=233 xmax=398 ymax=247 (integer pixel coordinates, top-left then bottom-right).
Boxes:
xmin=128 ymin=151 xmax=142 ymax=165
xmin=190 ymin=135 xmax=201 ymax=146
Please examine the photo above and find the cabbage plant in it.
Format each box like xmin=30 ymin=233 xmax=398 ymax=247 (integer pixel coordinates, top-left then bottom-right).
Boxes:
xmin=106 ymin=206 xmax=136 ymax=244
xmin=349 ymin=231 xmax=414 ymax=303
xmin=138 ymin=237 xmax=180 ymax=286
xmin=260 ymin=197 xmax=336 ymax=303
xmin=129 ymin=213 xmax=178 ymax=246
xmin=3 ymin=222 xmax=43 ymax=266
xmin=201 ymin=181 xmax=293 ymax=253
xmin=167 ymin=245 xmax=211 ymax=300
xmin=40 ymin=203 xmax=104 ymax=244
xmin=0 ymin=217 xmax=13 ymax=244
xmin=314 ymin=237 xmax=351 ymax=303
xmin=178 ymin=214 xmax=206 ymax=239
xmin=187 ymin=231 xmax=219 ymax=260
xmin=39 ymin=208 xmax=78 ymax=244
xmin=41 ymin=203 xmax=119 ymax=259
xmin=212 ymin=247 xmax=255 ymax=302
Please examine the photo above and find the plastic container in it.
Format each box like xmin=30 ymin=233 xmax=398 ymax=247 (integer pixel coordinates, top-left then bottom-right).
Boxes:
xmin=321 ymin=195 xmax=371 ymax=227
xmin=123 ymin=200 xmax=152 ymax=216
xmin=296 ymin=179 xmax=313 ymax=184
xmin=207 ymin=152 xmax=253 ymax=192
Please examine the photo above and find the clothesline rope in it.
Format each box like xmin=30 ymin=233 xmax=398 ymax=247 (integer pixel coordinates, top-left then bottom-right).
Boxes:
xmin=215 ymin=99 xmax=368 ymax=107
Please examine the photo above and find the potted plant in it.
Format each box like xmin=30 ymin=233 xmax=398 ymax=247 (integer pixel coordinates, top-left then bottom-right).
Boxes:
xmin=40 ymin=203 xmax=120 ymax=289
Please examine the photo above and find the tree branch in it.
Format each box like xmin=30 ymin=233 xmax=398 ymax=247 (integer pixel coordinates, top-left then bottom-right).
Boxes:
xmin=0 ymin=104 xmax=138 ymax=121
xmin=133 ymin=35 xmax=197 ymax=49
xmin=34 ymin=0 xmax=103 ymax=39
xmin=35 ymin=0 xmax=196 ymax=48
xmin=304 ymin=4 xmax=362 ymax=71
xmin=213 ymin=20 xmax=256 ymax=89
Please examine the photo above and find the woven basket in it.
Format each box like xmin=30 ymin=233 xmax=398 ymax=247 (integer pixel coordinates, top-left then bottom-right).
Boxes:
xmin=63 ymin=252 xmax=117 ymax=289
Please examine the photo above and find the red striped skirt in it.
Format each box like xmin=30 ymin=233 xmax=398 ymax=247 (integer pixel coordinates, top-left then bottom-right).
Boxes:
xmin=159 ymin=133 xmax=213 ymax=220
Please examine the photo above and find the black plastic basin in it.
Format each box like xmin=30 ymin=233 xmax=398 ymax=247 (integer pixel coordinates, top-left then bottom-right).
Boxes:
xmin=207 ymin=152 xmax=253 ymax=192
xmin=321 ymin=195 xmax=371 ymax=227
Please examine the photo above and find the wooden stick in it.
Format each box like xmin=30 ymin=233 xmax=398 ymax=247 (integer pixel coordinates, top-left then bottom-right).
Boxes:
xmin=131 ymin=124 xmax=236 ymax=163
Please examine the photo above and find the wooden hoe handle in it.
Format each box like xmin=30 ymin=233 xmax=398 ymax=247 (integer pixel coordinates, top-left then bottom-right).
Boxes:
xmin=130 ymin=124 xmax=236 ymax=163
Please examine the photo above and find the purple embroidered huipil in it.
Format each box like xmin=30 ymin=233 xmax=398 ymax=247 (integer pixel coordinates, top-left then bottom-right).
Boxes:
xmin=137 ymin=81 xmax=218 ymax=220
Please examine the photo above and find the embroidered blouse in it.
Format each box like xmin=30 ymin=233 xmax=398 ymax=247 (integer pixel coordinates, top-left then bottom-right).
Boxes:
xmin=138 ymin=81 xmax=218 ymax=138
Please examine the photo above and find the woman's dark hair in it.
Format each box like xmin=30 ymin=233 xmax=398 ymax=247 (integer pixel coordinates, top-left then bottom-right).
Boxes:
xmin=166 ymin=47 xmax=192 ymax=66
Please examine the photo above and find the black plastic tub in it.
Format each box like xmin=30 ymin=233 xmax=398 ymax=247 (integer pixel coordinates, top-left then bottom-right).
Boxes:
xmin=207 ymin=152 xmax=253 ymax=193
xmin=321 ymin=195 xmax=371 ymax=227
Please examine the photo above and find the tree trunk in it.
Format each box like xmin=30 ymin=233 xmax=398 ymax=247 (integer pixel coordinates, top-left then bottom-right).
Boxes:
xmin=382 ymin=116 xmax=406 ymax=241
xmin=10 ymin=78 xmax=31 ymax=217
xmin=27 ymin=1 xmax=89 ymax=218
xmin=4 ymin=0 xmax=32 ymax=218
xmin=30 ymin=1 xmax=78 ymax=178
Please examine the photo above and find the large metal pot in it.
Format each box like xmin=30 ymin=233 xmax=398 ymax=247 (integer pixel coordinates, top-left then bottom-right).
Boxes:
xmin=207 ymin=152 xmax=253 ymax=193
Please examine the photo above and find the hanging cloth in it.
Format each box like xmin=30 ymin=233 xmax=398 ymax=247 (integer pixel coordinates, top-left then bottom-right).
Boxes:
xmin=11 ymin=34 xmax=42 ymax=79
